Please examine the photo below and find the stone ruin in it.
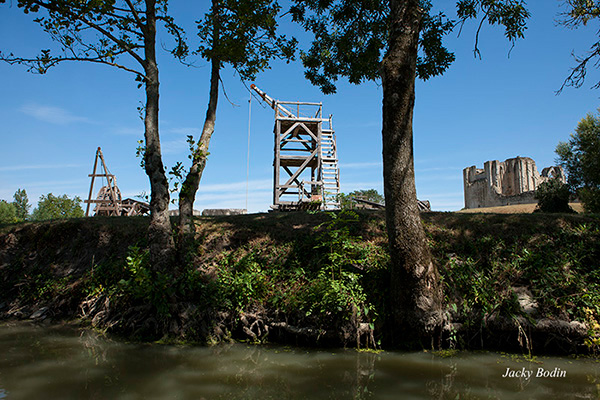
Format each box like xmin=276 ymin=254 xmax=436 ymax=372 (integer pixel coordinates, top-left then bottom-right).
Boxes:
xmin=463 ymin=156 xmax=565 ymax=209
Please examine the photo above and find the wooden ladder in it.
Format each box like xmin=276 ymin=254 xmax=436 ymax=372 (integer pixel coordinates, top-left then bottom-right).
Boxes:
xmin=321 ymin=126 xmax=340 ymax=210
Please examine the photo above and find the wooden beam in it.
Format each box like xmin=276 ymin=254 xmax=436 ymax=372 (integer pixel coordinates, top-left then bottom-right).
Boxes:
xmin=85 ymin=147 xmax=101 ymax=217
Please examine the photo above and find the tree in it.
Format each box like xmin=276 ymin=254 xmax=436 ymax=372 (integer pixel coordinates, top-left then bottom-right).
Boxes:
xmin=556 ymin=109 xmax=600 ymax=213
xmin=0 ymin=0 xmax=187 ymax=269
xmin=13 ymin=188 xmax=31 ymax=221
xmin=534 ymin=179 xmax=574 ymax=213
xmin=291 ymin=0 xmax=529 ymax=346
xmin=176 ymin=0 xmax=296 ymax=241
xmin=31 ymin=193 xmax=84 ymax=220
xmin=0 ymin=201 xmax=17 ymax=224
xmin=339 ymin=189 xmax=384 ymax=209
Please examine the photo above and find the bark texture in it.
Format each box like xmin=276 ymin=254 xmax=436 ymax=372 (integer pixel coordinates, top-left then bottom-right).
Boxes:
xmin=178 ymin=0 xmax=221 ymax=239
xmin=143 ymin=0 xmax=174 ymax=269
xmin=381 ymin=0 xmax=444 ymax=347
xmin=178 ymin=57 xmax=219 ymax=237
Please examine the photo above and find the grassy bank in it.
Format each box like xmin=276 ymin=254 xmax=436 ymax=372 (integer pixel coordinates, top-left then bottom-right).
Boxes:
xmin=1 ymin=211 xmax=599 ymax=354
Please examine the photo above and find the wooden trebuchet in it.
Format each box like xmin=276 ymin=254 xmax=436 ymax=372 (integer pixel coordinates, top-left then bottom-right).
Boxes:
xmin=84 ymin=147 xmax=149 ymax=217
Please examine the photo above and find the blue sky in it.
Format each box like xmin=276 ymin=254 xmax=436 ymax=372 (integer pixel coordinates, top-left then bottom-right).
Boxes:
xmin=1 ymin=1 xmax=598 ymax=213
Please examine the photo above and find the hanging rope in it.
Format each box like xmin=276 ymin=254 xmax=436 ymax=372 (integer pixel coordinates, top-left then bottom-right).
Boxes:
xmin=246 ymin=95 xmax=252 ymax=212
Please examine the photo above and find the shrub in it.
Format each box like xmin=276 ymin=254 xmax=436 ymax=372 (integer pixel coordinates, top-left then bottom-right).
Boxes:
xmin=534 ymin=179 xmax=574 ymax=213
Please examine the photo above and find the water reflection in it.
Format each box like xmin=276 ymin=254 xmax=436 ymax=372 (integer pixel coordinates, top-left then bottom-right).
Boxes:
xmin=0 ymin=322 xmax=598 ymax=399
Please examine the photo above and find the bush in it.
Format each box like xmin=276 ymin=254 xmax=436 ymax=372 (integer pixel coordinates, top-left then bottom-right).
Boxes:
xmin=534 ymin=179 xmax=574 ymax=213
xmin=31 ymin=193 xmax=84 ymax=221
xmin=0 ymin=200 xmax=17 ymax=224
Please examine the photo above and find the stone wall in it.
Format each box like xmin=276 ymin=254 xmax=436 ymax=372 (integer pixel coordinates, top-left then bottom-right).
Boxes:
xmin=201 ymin=209 xmax=247 ymax=216
xmin=463 ymin=156 xmax=565 ymax=209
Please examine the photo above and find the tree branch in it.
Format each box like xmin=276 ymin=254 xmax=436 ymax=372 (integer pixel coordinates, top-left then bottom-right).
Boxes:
xmin=473 ymin=8 xmax=491 ymax=59
xmin=557 ymin=44 xmax=600 ymax=94
xmin=123 ymin=0 xmax=147 ymax=33
xmin=0 ymin=52 xmax=145 ymax=78
xmin=29 ymin=0 xmax=147 ymax=67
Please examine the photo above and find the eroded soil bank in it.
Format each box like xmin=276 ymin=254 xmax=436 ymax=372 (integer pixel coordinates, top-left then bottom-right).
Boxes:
xmin=1 ymin=211 xmax=599 ymax=354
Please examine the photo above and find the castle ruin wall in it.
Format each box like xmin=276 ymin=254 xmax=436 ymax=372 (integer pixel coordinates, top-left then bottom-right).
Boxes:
xmin=463 ymin=156 xmax=565 ymax=209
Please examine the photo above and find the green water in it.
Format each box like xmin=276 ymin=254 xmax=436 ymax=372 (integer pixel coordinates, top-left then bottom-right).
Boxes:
xmin=0 ymin=322 xmax=599 ymax=399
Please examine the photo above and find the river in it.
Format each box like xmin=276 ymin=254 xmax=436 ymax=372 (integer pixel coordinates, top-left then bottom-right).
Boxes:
xmin=0 ymin=322 xmax=598 ymax=399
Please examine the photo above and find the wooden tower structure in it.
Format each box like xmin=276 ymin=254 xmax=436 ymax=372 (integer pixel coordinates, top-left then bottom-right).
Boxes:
xmin=251 ymin=84 xmax=340 ymax=211
xmin=84 ymin=147 xmax=149 ymax=216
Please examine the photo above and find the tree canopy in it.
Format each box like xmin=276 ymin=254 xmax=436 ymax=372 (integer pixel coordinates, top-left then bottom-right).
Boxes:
xmin=0 ymin=201 xmax=17 ymax=224
xmin=13 ymin=189 xmax=30 ymax=221
xmin=556 ymin=109 xmax=600 ymax=213
xmin=339 ymin=189 xmax=384 ymax=209
xmin=290 ymin=0 xmax=529 ymax=94
xmin=31 ymin=193 xmax=84 ymax=221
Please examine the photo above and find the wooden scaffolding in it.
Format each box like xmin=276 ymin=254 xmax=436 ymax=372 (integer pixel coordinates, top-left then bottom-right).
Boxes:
xmin=84 ymin=147 xmax=149 ymax=217
xmin=251 ymin=84 xmax=340 ymax=211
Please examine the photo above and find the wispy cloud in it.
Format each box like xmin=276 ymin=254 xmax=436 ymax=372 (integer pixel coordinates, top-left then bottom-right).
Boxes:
xmin=416 ymin=174 xmax=462 ymax=182
xmin=168 ymin=127 xmax=201 ymax=136
xmin=417 ymin=166 xmax=462 ymax=173
xmin=0 ymin=163 xmax=85 ymax=172
xmin=417 ymin=192 xmax=464 ymax=199
xmin=13 ymin=179 xmax=88 ymax=190
xmin=20 ymin=103 xmax=90 ymax=125
xmin=339 ymin=161 xmax=382 ymax=169
xmin=340 ymin=180 xmax=383 ymax=192
xmin=199 ymin=179 xmax=272 ymax=193
xmin=162 ymin=139 xmax=189 ymax=154
xmin=114 ymin=127 xmax=143 ymax=136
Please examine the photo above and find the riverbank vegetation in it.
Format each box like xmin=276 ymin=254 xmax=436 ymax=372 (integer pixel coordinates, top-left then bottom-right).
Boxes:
xmin=1 ymin=210 xmax=599 ymax=354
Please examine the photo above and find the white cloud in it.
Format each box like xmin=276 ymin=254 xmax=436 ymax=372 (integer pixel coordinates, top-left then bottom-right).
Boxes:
xmin=161 ymin=138 xmax=188 ymax=155
xmin=0 ymin=163 xmax=84 ymax=172
xmin=20 ymin=104 xmax=90 ymax=125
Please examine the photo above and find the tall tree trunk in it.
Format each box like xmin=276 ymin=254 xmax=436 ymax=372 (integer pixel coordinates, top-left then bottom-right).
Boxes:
xmin=381 ymin=0 xmax=444 ymax=347
xmin=178 ymin=0 xmax=221 ymax=240
xmin=144 ymin=0 xmax=174 ymax=269
xmin=178 ymin=57 xmax=219 ymax=237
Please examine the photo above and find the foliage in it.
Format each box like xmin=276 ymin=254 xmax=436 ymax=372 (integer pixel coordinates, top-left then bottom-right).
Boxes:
xmin=0 ymin=0 xmax=187 ymax=78
xmin=211 ymin=211 xmax=388 ymax=333
xmin=534 ymin=179 xmax=574 ymax=213
xmin=31 ymin=193 xmax=84 ymax=221
xmin=339 ymin=189 xmax=384 ymax=210
xmin=2 ymin=211 xmax=600 ymax=350
xmin=289 ymin=0 xmax=529 ymax=93
xmin=12 ymin=188 xmax=30 ymax=221
xmin=0 ymin=200 xmax=17 ymax=224
xmin=196 ymin=0 xmax=297 ymax=81
xmin=430 ymin=213 xmax=600 ymax=350
xmin=556 ymin=109 xmax=600 ymax=213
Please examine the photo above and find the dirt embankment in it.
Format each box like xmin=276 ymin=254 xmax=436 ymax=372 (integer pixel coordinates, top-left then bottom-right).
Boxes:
xmin=1 ymin=211 xmax=599 ymax=354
